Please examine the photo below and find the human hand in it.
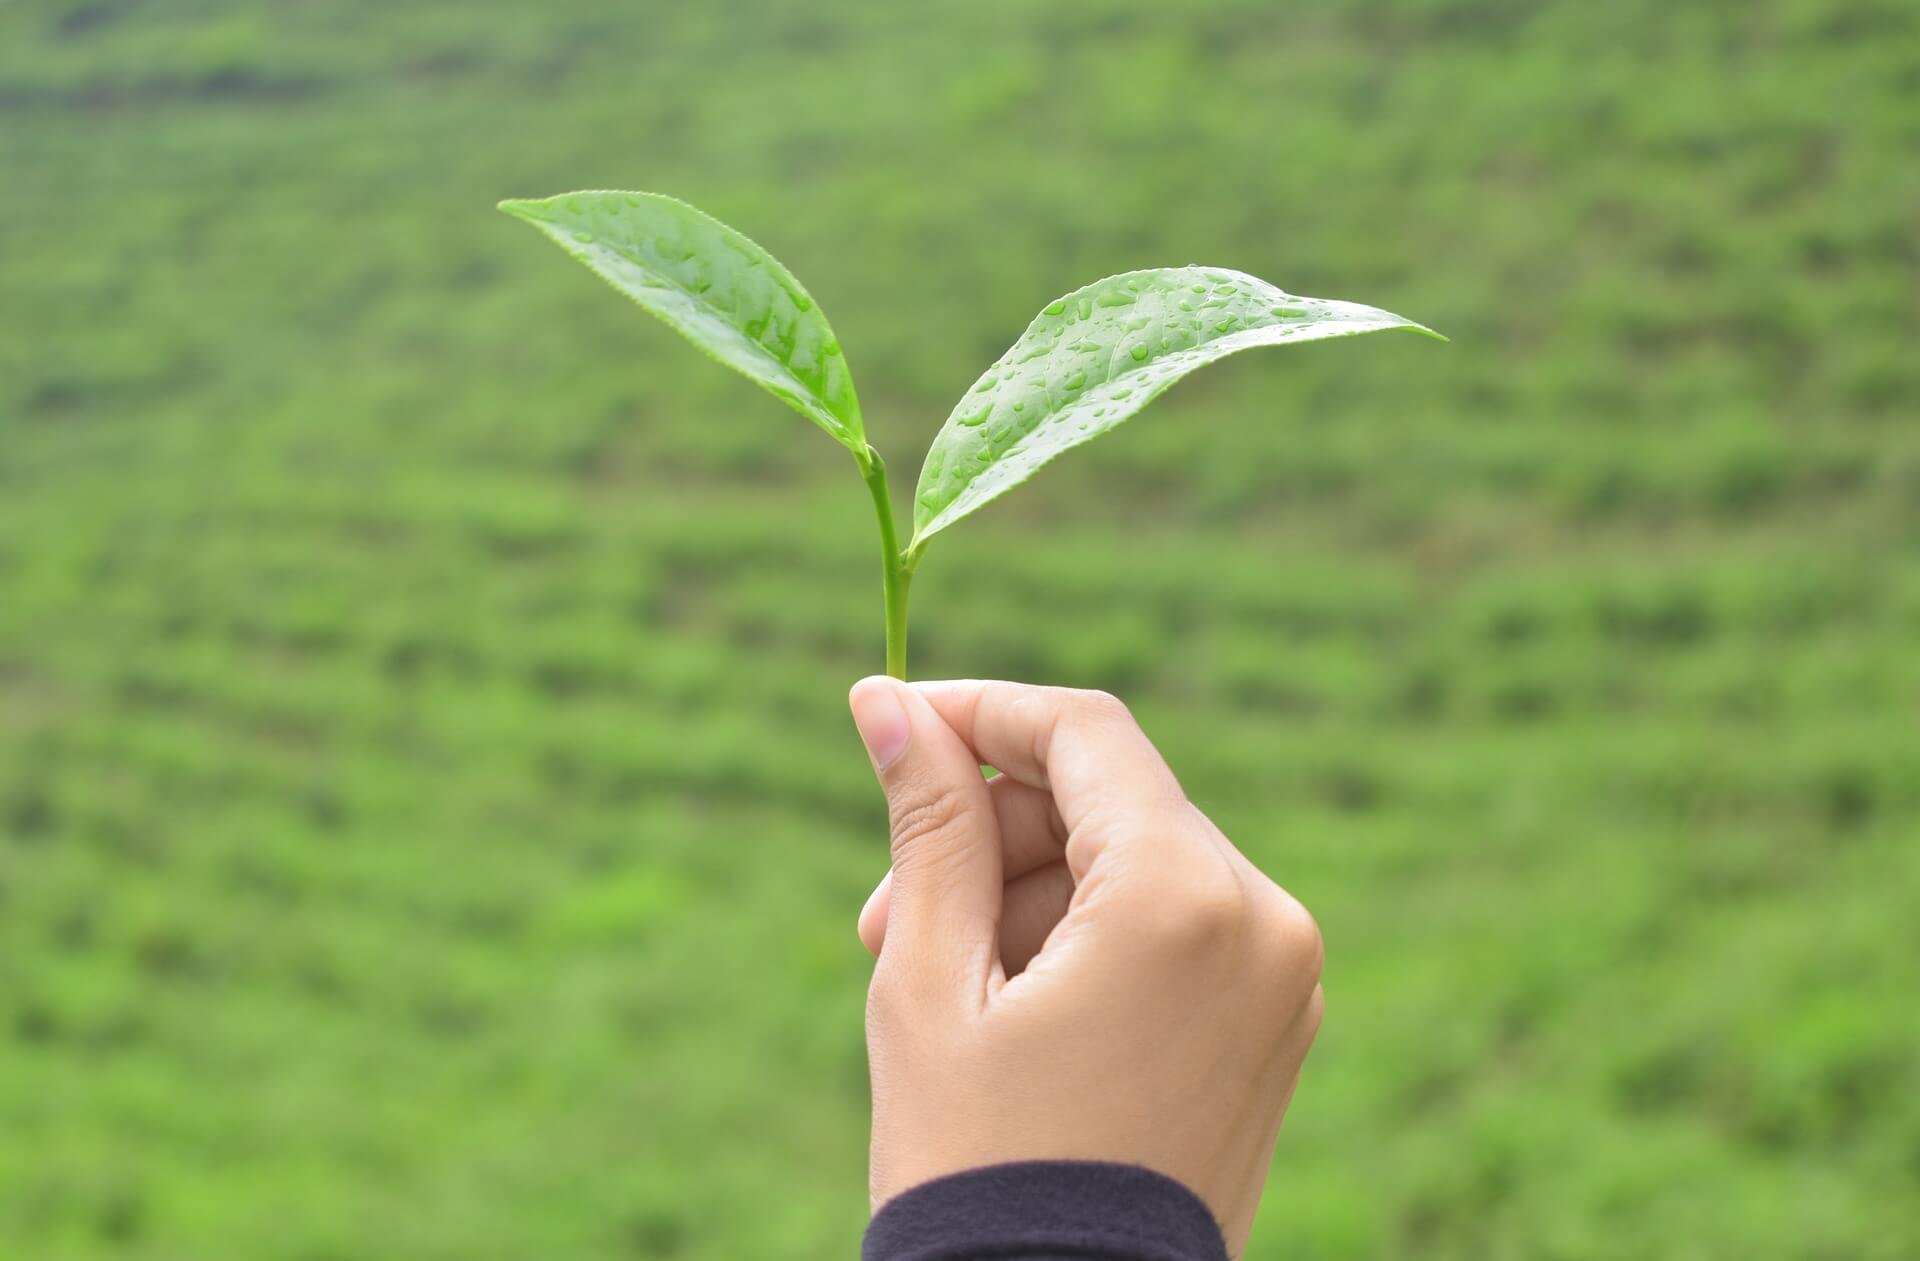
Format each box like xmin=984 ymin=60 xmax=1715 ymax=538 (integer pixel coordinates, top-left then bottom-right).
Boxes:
xmin=848 ymin=678 xmax=1325 ymax=1254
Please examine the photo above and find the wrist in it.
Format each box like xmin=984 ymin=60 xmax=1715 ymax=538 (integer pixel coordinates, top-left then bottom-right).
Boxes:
xmin=863 ymin=1160 xmax=1229 ymax=1261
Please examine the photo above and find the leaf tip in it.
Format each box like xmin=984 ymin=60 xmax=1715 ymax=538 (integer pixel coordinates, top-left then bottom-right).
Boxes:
xmin=496 ymin=197 xmax=552 ymax=223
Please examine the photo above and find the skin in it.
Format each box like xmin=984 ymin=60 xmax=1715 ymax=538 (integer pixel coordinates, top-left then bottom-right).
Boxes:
xmin=849 ymin=677 xmax=1326 ymax=1256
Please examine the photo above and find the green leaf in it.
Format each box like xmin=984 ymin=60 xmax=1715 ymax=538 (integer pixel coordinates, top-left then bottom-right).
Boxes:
xmin=499 ymin=191 xmax=866 ymax=455
xmin=910 ymin=267 xmax=1440 ymax=547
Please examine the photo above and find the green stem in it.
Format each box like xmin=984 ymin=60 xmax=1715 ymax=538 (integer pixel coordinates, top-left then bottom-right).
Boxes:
xmin=861 ymin=448 xmax=914 ymax=680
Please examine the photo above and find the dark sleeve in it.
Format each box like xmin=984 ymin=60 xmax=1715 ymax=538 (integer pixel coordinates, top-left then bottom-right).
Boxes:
xmin=861 ymin=1160 xmax=1230 ymax=1261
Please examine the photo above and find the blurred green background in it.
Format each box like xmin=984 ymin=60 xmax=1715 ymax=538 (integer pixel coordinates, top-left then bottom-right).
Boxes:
xmin=3 ymin=1 xmax=1917 ymax=1257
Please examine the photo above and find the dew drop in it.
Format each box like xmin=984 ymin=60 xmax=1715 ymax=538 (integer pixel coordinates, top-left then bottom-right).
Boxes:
xmin=1077 ymin=297 xmax=1093 ymax=320
xmin=1096 ymin=290 xmax=1136 ymax=308
xmin=1129 ymin=343 xmax=1149 ymax=362
xmin=1065 ymin=371 xmax=1086 ymax=390
xmin=1191 ymin=284 xmax=1207 ymax=294
xmin=566 ymin=196 xmax=584 ymax=213
xmin=958 ymin=406 xmax=991 ymax=427
xmin=1044 ymin=299 xmax=1067 ymax=316
xmin=792 ymin=292 xmax=813 ymax=311
xmin=1110 ymin=387 xmax=1133 ymax=399
xmin=1012 ymin=400 xmax=1025 ymax=412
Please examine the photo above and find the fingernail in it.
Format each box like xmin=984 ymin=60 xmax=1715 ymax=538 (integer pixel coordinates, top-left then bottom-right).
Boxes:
xmin=850 ymin=677 xmax=911 ymax=771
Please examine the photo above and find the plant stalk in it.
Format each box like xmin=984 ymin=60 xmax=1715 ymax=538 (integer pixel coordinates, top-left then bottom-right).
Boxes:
xmin=861 ymin=448 xmax=913 ymax=680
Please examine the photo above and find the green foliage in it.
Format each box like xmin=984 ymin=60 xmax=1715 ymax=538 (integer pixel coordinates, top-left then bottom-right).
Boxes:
xmin=501 ymin=204 xmax=1433 ymax=671
xmin=500 ymin=191 xmax=867 ymax=455
xmin=913 ymin=268 xmax=1435 ymax=544
xmin=3 ymin=2 xmax=1918 ymax=1260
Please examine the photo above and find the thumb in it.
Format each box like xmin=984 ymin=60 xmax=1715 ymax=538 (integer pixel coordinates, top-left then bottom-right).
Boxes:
xmin=849 ymin=676 xmax=1003 ymax=997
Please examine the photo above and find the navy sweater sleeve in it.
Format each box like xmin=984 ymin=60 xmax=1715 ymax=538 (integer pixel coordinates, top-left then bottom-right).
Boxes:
xmin=861 ymin=1161 xmax=1230 ymax=1261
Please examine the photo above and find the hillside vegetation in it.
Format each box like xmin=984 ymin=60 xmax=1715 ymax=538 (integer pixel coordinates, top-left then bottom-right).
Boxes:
xmin=2 ymin=2 xmax=1916 ymax=1257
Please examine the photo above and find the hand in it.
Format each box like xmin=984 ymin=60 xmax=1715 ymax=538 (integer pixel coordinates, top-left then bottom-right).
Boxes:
xmin=848 ymin=678 xmax=1325 ymax=1254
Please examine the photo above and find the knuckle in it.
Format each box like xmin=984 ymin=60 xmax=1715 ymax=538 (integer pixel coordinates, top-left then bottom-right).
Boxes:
xmin=1304 ymin=984 xmax=1326 ymax=1036
xmin=1258 ymin=893 xmax=1325 ymax=984
xmin=1068 ymin=687 xmax=1132 ymax=726
xmin=1005 ymin=687 xmax=1054 ymax=730
xmin=887 ymin=781 xmax=971 ymax=861
xmin=1141 ymin=869 xmax=1248 ymax=952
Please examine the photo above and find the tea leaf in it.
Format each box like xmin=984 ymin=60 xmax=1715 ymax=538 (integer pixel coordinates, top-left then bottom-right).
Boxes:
xmin=500 ymin=191 xmax=866 ymax=454
xmin=910 ymin=268 xmax=1439 ymax=545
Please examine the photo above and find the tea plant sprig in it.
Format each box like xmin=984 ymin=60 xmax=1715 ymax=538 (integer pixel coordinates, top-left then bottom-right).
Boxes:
xmin=500 ymin=191 xmax=1443 ymax=680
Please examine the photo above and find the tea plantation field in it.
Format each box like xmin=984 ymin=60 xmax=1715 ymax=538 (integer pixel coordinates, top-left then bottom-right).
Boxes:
xmin=2 ymin=1 xmax=1917 ymax=1257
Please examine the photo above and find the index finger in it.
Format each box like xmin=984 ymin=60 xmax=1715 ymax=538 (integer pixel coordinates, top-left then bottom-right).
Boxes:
xmin=909 ymin=680 xmax=1194 ymax=871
